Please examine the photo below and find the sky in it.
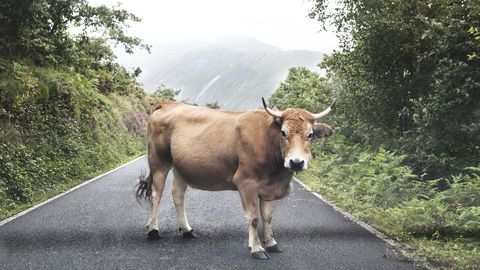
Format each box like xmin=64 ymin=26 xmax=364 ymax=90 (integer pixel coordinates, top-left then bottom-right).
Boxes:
xmin=88 ymin=0 xmax=339 ymax=53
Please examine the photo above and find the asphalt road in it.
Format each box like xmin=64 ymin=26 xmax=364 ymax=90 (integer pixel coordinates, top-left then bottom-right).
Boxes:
xmin=1 ymin=156 xmax=419 ymax=269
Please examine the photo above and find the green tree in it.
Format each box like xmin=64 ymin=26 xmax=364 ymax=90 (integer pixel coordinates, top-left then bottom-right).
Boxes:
xmin=0 ymin=0 xmax=150 ymax=67
xmin=269 ymin=67 xmax=333 ymax=113
xmin=310 ymin=0 xmax=480 ymax=177
xmin=0 ymin=0 xmax=150 ymax=98
xmin=153 ymin=85 xmax=181 ymax=101
xmin=206 ymin=102 xmax=220 ymax=109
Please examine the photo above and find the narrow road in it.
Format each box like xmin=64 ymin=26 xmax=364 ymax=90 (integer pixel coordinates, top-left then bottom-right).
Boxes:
xmin=1 ymin=156 xmax=418 ymax=269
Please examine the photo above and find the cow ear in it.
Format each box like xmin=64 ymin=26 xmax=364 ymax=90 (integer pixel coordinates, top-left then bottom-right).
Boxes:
xmin=313 ymin=123 xmax=333 ymax=138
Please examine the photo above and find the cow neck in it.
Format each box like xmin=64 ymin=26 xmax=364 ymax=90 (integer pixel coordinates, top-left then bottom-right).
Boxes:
xmin=266 ymin=119 xmax=284 ymax=171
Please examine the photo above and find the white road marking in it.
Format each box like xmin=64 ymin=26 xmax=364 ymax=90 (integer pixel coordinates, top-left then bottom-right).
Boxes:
xmin=0 ymin=155 xmax=146 ymax=227
xmin=293 ymin=177 xmax=430 ymax=269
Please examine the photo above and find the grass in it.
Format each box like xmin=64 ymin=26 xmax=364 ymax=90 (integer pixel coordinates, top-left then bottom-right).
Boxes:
xmin=0 ymin=152 xmax=144 ymax=221
xmin=0 ymin=61 xmax=152 ymax=220
xmin=298 ymin=137 xmax=480 ymax=269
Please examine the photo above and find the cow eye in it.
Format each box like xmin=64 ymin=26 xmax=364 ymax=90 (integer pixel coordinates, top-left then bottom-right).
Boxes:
xmin=281 ymin=130 xmax=287 ymax=138
xmin=307 ymin=133 xmax=314 ymax=139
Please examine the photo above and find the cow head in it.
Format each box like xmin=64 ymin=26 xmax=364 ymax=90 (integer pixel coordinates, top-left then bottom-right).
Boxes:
xmin=262 ymin=98 xmax=335 ymax=172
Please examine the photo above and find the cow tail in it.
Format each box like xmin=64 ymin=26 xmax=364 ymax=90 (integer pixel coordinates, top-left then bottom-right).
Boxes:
xmin=136 ymin=171 xmax=153 ymax=203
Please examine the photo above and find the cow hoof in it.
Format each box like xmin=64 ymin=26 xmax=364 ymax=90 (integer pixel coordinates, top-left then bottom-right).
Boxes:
xmin=147 ymin=229 xmax=160 ymax=240
xmin=251 ymin=251 xmax=271 ymax=260
xmin=266 ymin=244 xmax=283 ymax=253
xmin=182 ymin=229 xmax=196 ymax=239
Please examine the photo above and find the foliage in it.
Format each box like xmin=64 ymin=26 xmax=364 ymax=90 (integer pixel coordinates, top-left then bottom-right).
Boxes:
xmin=269 ymin=67 xmax=333 ymax=112
xmin=309 ymin=0 xmax=480 ymax=179
xmin=206 ymin=102 xmax=220 ymax=109
xmin=303 ymin=138 xmax=480 ymax=238
xmin=0 ymin=0 xmax=153 ymax=216
xmin=0 ymin=0 xmax=149 ymax=103
xmin=94 ymin=62 xmax=145 ymax=97
xmin=0 ymin=61 xmax=152 ymax=218
xmin=0 ymin=0 xmax=150 ymax=67
xmin=152 ymin=85 xmax=220 ymax=109
xmin=299 ymin=137 xmax=480 ymax=269
xmin=153 ymin=85 xmax=181 ymax=101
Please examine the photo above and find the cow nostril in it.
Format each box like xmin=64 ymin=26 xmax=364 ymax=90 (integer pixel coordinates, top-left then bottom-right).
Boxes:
xmin=289 ymin=159 xmax=305 ymax=170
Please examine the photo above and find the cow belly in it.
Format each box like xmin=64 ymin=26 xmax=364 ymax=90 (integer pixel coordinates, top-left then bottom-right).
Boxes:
xmin=168 ymin=123 xmax=238 ymax=191
xmin=171 ymin=148 xmax=237 ymax=191
xmin=173 ymin=163 xmax=237 ymax=191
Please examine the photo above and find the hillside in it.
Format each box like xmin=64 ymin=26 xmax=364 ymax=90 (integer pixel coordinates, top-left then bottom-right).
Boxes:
xmin=138 ymin=38 xmax=323 ymax=110
xmin=0 ymin=1 xmax=153 ymax=218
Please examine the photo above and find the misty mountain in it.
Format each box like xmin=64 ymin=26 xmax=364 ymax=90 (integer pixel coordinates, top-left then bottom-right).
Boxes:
xmin=138 ymin=37 xmax=323 ymax=110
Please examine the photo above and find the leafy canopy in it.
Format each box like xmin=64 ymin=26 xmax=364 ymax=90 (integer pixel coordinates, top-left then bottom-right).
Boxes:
xmin=0 ymin=0 xmax=150 ymax=68
xmin=269 ymin=67 xmax=333 ymax=113
xmin=310 ymin=0 xmax=480 ymax=178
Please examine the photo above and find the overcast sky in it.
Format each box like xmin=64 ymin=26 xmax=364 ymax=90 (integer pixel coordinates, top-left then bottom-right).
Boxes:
xmin=88 ymin=0 xmax=339 ymax=52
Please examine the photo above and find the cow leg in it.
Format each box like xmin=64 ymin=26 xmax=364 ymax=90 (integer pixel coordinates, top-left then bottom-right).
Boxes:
xmin=238 ymin=182 xmax=270 ymax=260
xmin=171 ymin=172 xmax=195 ymax=238
xmin=146 ymin=168 xmax=168 ymax=240
xmin=260 ymin=200 xmax=282 ymax=253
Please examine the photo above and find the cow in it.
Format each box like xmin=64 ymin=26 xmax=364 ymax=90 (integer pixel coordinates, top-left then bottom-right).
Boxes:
xmin=136 ymin=98 xmax=335 ymax=260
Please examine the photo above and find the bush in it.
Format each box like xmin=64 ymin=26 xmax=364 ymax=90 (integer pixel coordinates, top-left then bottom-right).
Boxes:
xmin=0 ymin=61 xmax=151 ymax=218
xmin=299 ymin=136 xmax=480 ymax=268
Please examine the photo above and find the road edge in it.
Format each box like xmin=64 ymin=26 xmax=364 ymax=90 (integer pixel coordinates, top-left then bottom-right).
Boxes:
xmin=293 ymin=177 xmax=432 ymax=269
xmin=0 ymin=155 xmax=146 ymax=227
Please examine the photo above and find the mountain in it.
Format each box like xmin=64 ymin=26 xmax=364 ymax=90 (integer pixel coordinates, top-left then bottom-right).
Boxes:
xmin=138 ymin=37 xmax=323 ymax=110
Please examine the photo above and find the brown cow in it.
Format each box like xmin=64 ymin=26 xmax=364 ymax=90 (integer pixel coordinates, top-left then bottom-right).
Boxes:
xmin=136 ymin=98 xmax=335 ymax=259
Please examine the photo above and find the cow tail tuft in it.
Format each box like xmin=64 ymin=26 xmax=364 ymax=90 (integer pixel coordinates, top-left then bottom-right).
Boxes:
xmin=136 ymin=170 xmax=153 ymax=203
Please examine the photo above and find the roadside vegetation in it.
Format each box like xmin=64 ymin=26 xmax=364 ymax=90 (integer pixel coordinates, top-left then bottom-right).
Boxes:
xmin=0 ymin=1 xmax=223 ymax=219
xmin=0 ymin=0 xmax=153 ymax=219
xmin=270 ymin=1 xmax=479 ymax=268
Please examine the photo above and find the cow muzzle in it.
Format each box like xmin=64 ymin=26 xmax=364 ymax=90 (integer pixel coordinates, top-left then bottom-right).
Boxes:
xmin=284 ymin=157 xmax=308 ymax=171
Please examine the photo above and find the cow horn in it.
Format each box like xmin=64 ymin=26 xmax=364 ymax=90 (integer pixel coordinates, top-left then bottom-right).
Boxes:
xmin=262 ymin=97 xmax=282 ymax=118
xmin=312 ymin=98 xmax=337 ymax=119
